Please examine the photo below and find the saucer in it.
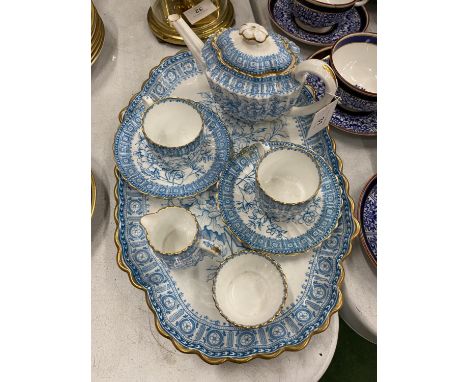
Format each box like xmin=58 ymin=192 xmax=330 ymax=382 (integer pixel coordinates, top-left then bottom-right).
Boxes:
xmin=114 ymin=101 xmax=231 ymax=199
xmin=358 ymin=174 xmax=377 ymax=266
xmin=269 ymin=0 xmax=368 ymax=47
xmin=218 ymin=141 xmax=342 ymax=255
xmin=212 ymin=250 xmax=287 ymax=329
xmin=308 ymin=47 xmax=377 ymax=136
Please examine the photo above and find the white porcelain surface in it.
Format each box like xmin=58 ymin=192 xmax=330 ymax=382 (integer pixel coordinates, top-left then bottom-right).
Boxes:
xmin=140 ymin=207 xmax=197 ymax=254
xmin=307 ymin=0 xmax=354 ymax=5
xmin=143 ymin=99 xmax=202 ymax=148
xmin=332 ymin=42 xmax=377 ymax=93
xmin=257 ymin=149 xmax=320 ymax=204
xmin=214 ymin=252 xmax=285 ymax=327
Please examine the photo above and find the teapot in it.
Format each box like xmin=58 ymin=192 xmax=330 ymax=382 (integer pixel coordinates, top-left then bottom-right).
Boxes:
xmin=169 ymin=15 xmax=337 ymax=122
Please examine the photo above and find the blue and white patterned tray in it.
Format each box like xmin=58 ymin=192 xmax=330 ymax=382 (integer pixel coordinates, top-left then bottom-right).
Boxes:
xmin=114 ymin=51 xmax=359 ymax=364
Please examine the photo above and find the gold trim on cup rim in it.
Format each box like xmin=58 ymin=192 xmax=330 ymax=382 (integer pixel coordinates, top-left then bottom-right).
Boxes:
xmin=113 ymin=52 xmax=361 ymax=364
xmin=329 ymin=32 xmax=377 ymax=98
xmin=255 ymin=146 xmax=322 ymax=207
xmin=357 ymin=174 xmax=377 ymax=267
xmin=140 ymin=206 xmax=200 ymax=256
xmin=212 ymin=250 xmax=288 ymax=329
xmin=141 ymin=97 xmax=204 ymax=151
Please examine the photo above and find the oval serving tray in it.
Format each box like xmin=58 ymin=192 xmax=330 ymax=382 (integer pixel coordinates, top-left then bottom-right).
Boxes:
xmin=114 ymin=50 xmax=359 ymax=364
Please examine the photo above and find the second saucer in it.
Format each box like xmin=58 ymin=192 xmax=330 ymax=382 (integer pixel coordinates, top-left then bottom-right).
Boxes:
xmin=218 ymin=141 xmax=343 ymax=255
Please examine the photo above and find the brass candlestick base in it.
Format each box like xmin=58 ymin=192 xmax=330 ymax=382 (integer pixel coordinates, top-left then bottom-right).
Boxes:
xmin=147 ymin=0 xmax=235 ymax=46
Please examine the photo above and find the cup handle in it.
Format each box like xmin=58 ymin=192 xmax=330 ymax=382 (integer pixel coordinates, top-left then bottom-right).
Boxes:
xmin=355 ymin=0 xmax=368 ymax=6
xmin=288 ymin=59 xmax=338 ymax=117
xmin=142 ymin=95 xmax=154 ymax=109
xmin=198 ymin=240 xmax=222 ymax=258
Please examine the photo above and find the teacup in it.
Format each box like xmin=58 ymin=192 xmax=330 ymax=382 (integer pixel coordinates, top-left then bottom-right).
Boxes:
xmin=140 ymin=206 xmax=219 ymax=270
xmin=292 ymin=0 xmax=368 ymax=34
xmin=141 ymin=97 xmax=205 ymax=158
xmin=255 ymin=146 xmax=321 ymax=221
xmin=329 ymin=32 xmax=377 ymax=113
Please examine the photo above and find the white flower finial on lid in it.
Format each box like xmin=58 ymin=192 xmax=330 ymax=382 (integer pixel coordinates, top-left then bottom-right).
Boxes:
xmin=239 ymin=23 xmax=269 ymax=43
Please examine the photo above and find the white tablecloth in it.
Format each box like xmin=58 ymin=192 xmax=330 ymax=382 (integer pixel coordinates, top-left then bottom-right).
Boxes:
xmin=91 ymin=0 xmax=340 ymax=380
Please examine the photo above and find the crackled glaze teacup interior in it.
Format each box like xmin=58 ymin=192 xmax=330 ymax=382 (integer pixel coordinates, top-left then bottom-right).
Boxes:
xmin=213 ymin=251 xmax=287 ymax=328
xmin=257 ymin=148 xmax=321 ymax=204
xmin=142 ymin=97 xmax=203 ymax=156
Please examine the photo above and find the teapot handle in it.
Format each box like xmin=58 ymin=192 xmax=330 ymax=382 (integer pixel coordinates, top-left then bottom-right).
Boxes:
xmin=288 ymin=59 xmax=338 ymax=117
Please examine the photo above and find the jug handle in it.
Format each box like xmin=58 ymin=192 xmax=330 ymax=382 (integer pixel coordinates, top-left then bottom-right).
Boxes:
xmin=288 ymin=59 xmax=338 ymax=117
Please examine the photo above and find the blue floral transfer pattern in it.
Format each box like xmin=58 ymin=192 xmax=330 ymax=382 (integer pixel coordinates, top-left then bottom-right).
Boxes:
xmin=362 ymin=178 xmax=377 ymax=262
xmin=114 ymin=97 xmax=231 ymax=198
xmin=218 ymin=142 xmax=342 ymax=254
xmin=115 ymin=51 xmax=355 ymax=361
xmin=271 ymin=0 xmax=366 ymax=46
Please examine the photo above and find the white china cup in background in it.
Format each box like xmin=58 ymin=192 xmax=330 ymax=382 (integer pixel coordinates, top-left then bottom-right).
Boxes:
xmin=256 ymin=147 xmax=321 ymax=221
xmin=213 ymin=251 xmax=288 ymax=328
xmin=329 ymin=32 xmax=377 ymax=112
xmin=292 ymin=0 xmax=368 ymax=34
xmin=141 ymin=206 xmax=219 ymax=270
xmin=141 ymin=97 xmax=205 ymax=157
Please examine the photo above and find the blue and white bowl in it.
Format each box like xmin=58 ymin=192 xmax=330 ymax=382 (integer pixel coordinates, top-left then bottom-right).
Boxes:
xmin=330 ymin=32 xmax=377 ymax=112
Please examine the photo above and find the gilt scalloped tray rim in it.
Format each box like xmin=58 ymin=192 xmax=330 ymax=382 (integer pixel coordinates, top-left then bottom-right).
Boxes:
xmin=112 ymin=51 xmax=360 ymax=365
xmin=358 ymin=174 xmax=377 ymax=267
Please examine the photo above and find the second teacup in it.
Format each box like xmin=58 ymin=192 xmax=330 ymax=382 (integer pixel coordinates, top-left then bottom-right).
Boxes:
xmin=141 ymin=206 xmax=219 ymax=270
xmin=255 ymin=146 xmax=321 ymax=221
xmin=142 ymin=97 xmax=205 ymax=157
xmin=330 ymin=32 xmax=377 ymax=113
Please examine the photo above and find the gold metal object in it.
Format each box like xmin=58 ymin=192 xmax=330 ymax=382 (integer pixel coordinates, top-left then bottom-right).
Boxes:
xmin=147 ymin=0 xmax=235 ymax=45
xmin=91 ymin=172 xmax=96 ymax=218
xmin=91 ymin=2 xmax=105 ymax=65
xmin=113 ymin=53 xmax=360 ymax=364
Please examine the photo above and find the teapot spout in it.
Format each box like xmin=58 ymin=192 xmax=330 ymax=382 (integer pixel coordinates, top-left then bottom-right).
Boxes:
xmin=169 ymin=14 xmax=205 ymax=72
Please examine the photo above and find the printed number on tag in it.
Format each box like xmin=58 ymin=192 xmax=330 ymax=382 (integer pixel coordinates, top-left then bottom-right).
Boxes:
xmin=306 ymin=96 xmax=339 ymax=139
xmin=183 ymin=0 xmax=218 ymax=25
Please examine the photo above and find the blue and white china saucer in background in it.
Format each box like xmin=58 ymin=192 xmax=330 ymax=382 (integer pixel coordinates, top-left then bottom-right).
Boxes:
xmin=218 ymin=141 xmax=342 ymax=255
xmin=268 ymin=0 xmax=368 ymax=47
xmin=114 ymin=100 xmax=231 ymax=198
xmin=358 ymin=174 xmax=377 ymax=266
xmin=308 ymin=47 xmax=377 ymax=136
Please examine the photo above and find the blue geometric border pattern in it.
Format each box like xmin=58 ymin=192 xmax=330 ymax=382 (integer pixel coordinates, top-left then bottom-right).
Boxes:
xmin=115 ymin=51 xmax=355 ymax=360
xmin=218 ymin=141 xmax=342 ymax=254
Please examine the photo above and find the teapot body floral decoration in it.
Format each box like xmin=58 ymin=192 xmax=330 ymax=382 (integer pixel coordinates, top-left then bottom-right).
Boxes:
xmin=169 ymin=17 xmax=337 ymax=122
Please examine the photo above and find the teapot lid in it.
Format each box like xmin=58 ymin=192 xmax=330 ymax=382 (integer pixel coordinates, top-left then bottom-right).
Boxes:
xmin=211 ymin=23 xmax=299 ymax=77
